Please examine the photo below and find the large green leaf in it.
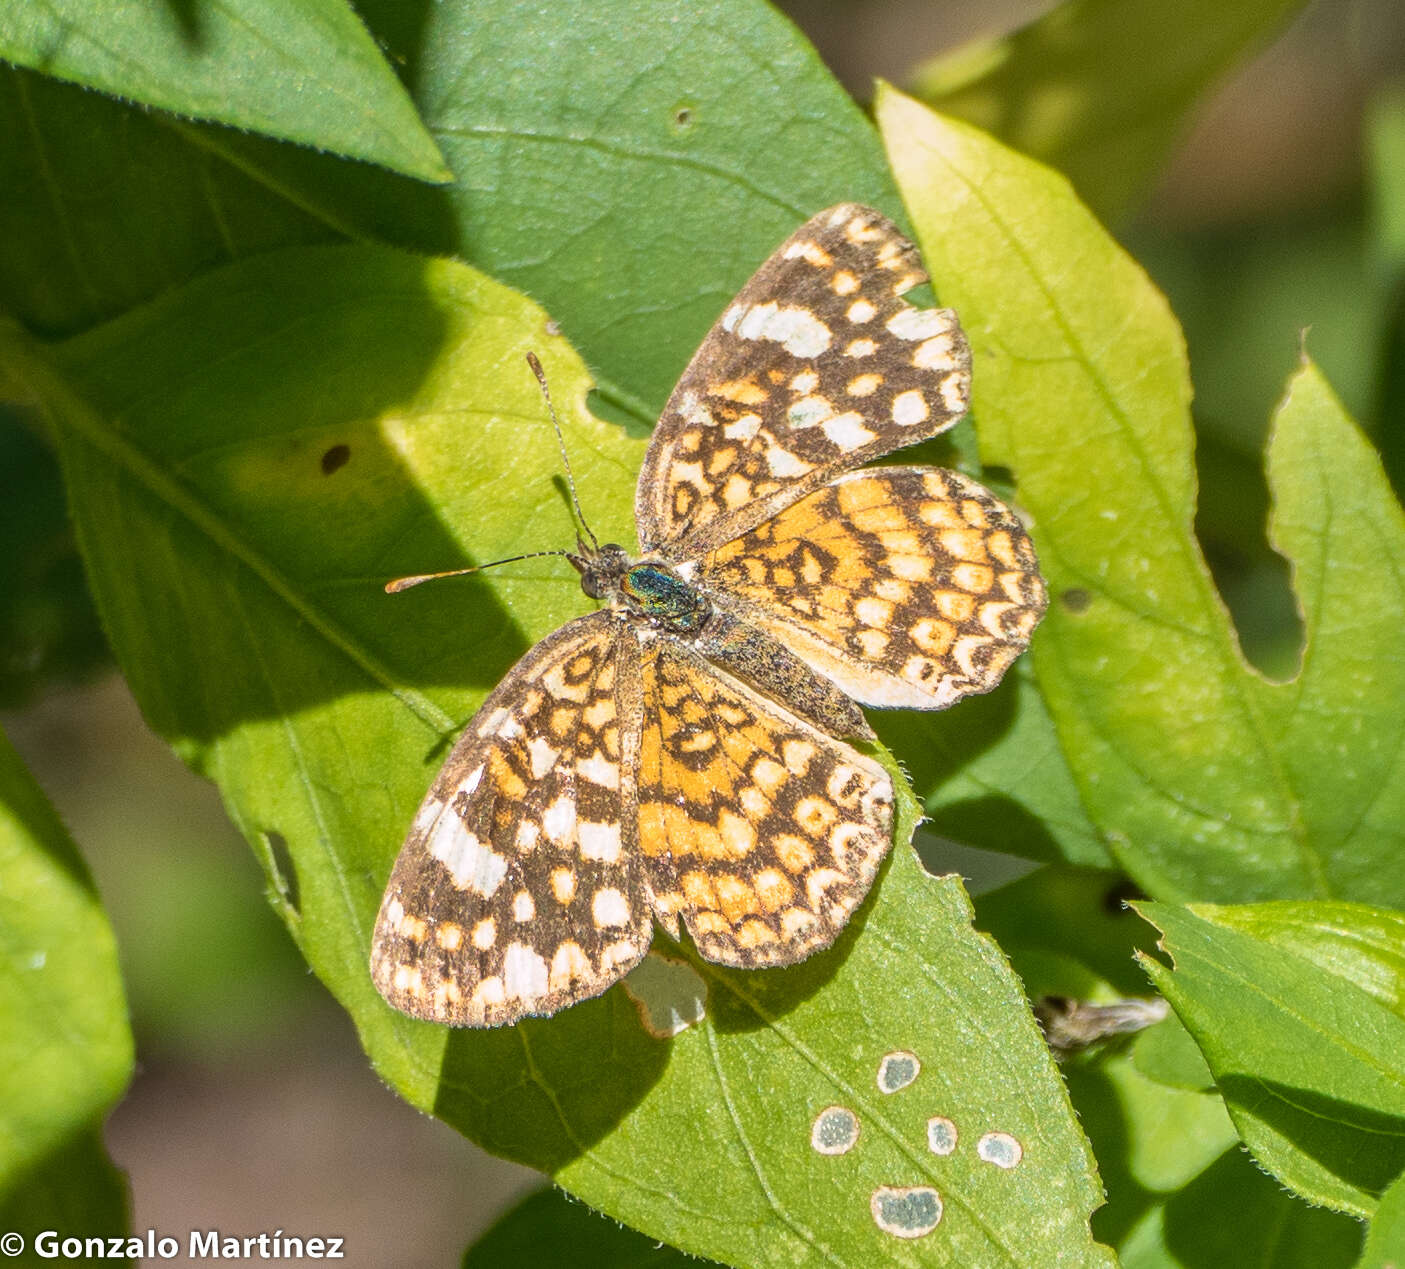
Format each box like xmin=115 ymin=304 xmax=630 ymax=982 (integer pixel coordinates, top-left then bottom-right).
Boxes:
xmin=0 ymin=726 xmax=132 ymax=1226
xmin=880 ymin=87 xmax=1405 ymax=908
xmin=1359 ymin=1170 xmax=1405 ymax=1269
xmin=23 ymin=246 xmax=1110 ymax=1266
xmin=0 ymin=0 xmax=448 ymax=183
xmin=1138 ymin=901 xmax=1405 ymax=1218
xmin=907 ymin=0 xmax=1308 ymax=222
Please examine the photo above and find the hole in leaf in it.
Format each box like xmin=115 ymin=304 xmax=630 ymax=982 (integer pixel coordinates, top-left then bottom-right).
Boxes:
xmin=263 ymin=831 xmax=301 ymax=917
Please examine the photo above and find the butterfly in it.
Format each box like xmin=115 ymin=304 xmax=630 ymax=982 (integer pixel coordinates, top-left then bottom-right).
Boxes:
xmin=370 ymin=204 xmax=1046 ymax=1026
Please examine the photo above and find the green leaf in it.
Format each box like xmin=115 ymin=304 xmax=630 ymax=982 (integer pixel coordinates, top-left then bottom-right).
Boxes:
xmin=0 ymin=66 xmax=334 ymax=337
xmin=0 ymin=0 xmax=448 ymax=183
xmin=462 ymin=1187 xmax=697 ymax=1267
xmin=29 ymin=246 xmax=1111 ymax=1266
xmin=1187 ymin=901 xmax=1405 ymax=1023
xmin=879 ymin=86 xmax=1405 ymax=907
xmin=0 ymin=725 xmax=132 ymax=1209
xmin=1119 ymin=1146 xmax=1363 ymax=1269
xmin=0 ymin=1126 xmax=130 ymax=1249
xmin=907 ymin=0 xmax=1308 ymax=222
xmin=1137 ymin=901 xmax=1405 ymax=1218
xmin=0 ymin=409 xmax=109 ymax=705
xmin=1359 ymin=1169 xmax=1405 ymax=1269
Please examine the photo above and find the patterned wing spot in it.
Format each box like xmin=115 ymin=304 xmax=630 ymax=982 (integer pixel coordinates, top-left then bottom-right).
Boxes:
xmin=820 ymin=413 xmax=875 ymax=449
xmin=435 ymin=923 xmax=464 ymax=951
xmin=592 ymin=888 xmax=633 ymax=928
xmin=847 ymin=298 xmax=877 ymax=323
xmin=831 ymin=270 xmax=860 ymax=295
xmin=845 ymin=338 xmax=878 ymax=357
xmin=846 ymin=373 xmax=882 ymax=396
xmin=471 ymin=918 xmax=496 ymax=950
xmin=549 ymin=867 xmax=576 ymax=905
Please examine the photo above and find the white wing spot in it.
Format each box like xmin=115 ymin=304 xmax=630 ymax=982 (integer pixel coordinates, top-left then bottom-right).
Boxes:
xmin=847 ymin=299 xmax=877 ymax=324
xmin=577 ymin=751 xmax=620 ymax=790
xmin=502 ymin=943 xmax=550 ymax=1001
xmin=471 ymin=917 xmax=496 ymax=950
xmin=892 ymin=390 xmax=929 ymax=426
xmin=766 ymin=446 xmax=811 ymax=478
xmin=542 ymin=795 xmax=575 ymax=846
xmin=592 ymin=887 xmax=632 ymax=928
xmin=578 ymin=819 xmax=623 ymax=863
xmin=528 ymin=736 xmax=558 ymax=779
xmin=887 ymin=307 xmax=949 ymax=340
xmin=821 ymin=413 xmax=875 ymax=450
xmin=787 ymin=395 xmax=833 ymax=429
xmin=429 ymin=815 xmax=508 ymax=897
xmin=512 ymin=890 xmax=535 ymax=922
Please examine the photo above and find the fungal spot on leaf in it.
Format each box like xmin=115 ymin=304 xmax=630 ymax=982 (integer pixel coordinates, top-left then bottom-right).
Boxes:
xmin=1060 ymin=587 xmax=1090 ymax=613
xmin=320 ymin=443 xmax=351 ymax=475
xmin=621 ymin=950 xmax=706 ymax=1038
xmin=876 ymin=1050 xmax=920 ymax=1093
xmin=926 ymin=1116 xmax=957 ymax=1156
xmin=870 ymin=1186 xmax=942 ymax=1239
xmin=977 ymin=1131 xmax=1023 ymax=1169
xmin=810 ymin=1106 xmax=859 ymax=1156
xmin=671 ymin=102 xmax=696 ymax=130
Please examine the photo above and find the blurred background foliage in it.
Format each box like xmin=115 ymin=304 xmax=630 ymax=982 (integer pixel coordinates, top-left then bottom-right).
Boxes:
xmin=2 ymin=0 xmax=1402 ymax=1262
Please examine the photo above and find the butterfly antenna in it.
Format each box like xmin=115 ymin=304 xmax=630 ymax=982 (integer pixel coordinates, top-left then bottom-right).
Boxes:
xmin=385 ymin=548 xmax=575 ymax=594
xmin=526 ymin=351 xmax=599 ymax=552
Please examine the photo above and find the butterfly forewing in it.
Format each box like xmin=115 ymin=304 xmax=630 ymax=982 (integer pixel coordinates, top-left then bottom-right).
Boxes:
xmin=635 ymin=204 xmax=971 ymax=558
xmin=702 ymin=467 xmax=1047 ymax=710
xmin=371 ymin=613 xmax=651 ymax=1026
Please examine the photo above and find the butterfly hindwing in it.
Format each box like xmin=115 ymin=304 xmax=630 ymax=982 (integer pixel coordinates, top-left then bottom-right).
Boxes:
xmin=634 ymin=639 xmax=894 ymax=968
xmin=371 ymin=613 xmax=651 ymax=1026
xmin=702 ymin=467 xmax=1047 ymax=710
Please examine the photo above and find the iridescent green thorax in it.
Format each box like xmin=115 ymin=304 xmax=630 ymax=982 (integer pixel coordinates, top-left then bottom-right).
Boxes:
xmin=572 ymin=546 xmax=710 ymax=634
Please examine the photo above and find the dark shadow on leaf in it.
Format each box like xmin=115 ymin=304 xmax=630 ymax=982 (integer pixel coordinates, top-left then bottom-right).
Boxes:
xmin=920 ymin=795 xmax=1065 ymax=867
xmin=433 ymin=989 xmax=669 ymax=1172
xmin=1217 ymin=1073 xmax=1405 ymax=1200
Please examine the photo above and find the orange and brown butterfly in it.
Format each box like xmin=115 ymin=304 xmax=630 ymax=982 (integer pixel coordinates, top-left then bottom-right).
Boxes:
xmin=370 ymin=204 xmax=1046 ymax=1027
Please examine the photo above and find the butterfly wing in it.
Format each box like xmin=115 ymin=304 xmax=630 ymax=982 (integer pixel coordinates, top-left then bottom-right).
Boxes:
xmin=633 ymin=638 xmax=893 ymax=968
xmin=370 ymin=612 xmax=651 ymax=1026
xmin=701 ymin=467 xmax=1047 ymax=710
xmin=635 ymin=204 xmax=971 ymax=558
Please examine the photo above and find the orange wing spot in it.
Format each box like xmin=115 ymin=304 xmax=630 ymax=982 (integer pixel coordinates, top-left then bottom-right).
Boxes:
xmin=836 ymin=476 xmax=886 ymax=516
xmin=691 ymin=910 xmax=729 ymax=936
xmin=846 ymin=373 xmax=882 ymax=397
xmin=435 ymin=922 xmax=464 ymax=951
xmin=937 ymin=591 xmax=976 ymax=623
xmin=722 ymin=473 xmax=752 ymax=508
xmin=549 ymin=941 xmax=591 ymax=989
xmin=918 ymin=499 xmax=965 ymax=530
xmin=782 ymin=738 xmax=817 ymax=775
xmin=682 ymin=870 xmax=719 ymax=911
xmin=939 ymin=528 xmax=987 ymax=561
xmin=718 ymin=808 xmax=758 ymax=858
xmin=875 ymin=578 xmax=912 ymax=603
xmin=751 ymin=757 xmax=788 ymax=797
xmin=715 ymin=874 xmax=761 ymax=923
xmin=953 ymin=562 xmax=996 ymax=593
xmin=488 ymin=748 xmax=527 ymax=800
xmin=910 ymin=618 xmax=955 ymax=656
xmin=960 ymin=499 xmax=993 ymax=528
xmin=754 ymin=868 xmax=796 ymax=912
xmin=776 ymin=834 xmax=817 ymax=874
xmin=795 ymin=796 xmax=839 ymax=838
xmin=831 ymin=270 xmax=860 ymax=295
xmin=707 ymin=446 xmax=739 ymax=476
xmin=736 ymin=918 xmax=780 ymax=949
xmin=851 ymin=503 xmax=909 ymax=534
xmin=987 ymin=530 xmax=1022 ymax=568
xmin=713 ymin=377 xmax=770 ymax=404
